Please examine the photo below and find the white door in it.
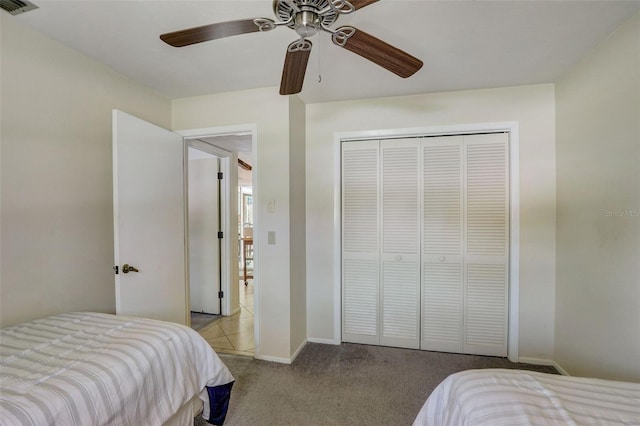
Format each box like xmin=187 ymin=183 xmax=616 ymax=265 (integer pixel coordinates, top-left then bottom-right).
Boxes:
xmin=421 ymin=136 xmax=465 ymax=353
xmin=188 ymin=152 xmax=221 ymax=314
xmin=462 ymin=133 xmax=509 ymax=356
xmin=342 ymin=141 xmax=380 ymax=345
xmin=113 ymin=110 xmax=187 ymax=324
xmin=342 ymin=133 xmax=509 ymax=357
xmin=380 ymin=139 xmax=420 ymax=349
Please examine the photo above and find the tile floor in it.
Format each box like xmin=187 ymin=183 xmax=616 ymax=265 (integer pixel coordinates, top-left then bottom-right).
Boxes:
xmin=198 ymin=280 xmax=254 ymax=357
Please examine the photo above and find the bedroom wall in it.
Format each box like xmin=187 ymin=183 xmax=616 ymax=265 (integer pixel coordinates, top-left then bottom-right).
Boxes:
xmin=555 ymin=13 xmax=640 ymax=381
xmin=172 ymin=89 xmax=302 ymax=362
xmin=0 ymin=15 xmax=172 ymax=327
xmin=306 ymin=84 xmax=557 ymax=360
xmin=289 ymin=96 xmax=307 ymax=356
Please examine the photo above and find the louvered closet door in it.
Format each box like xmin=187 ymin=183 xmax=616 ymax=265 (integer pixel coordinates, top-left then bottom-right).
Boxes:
xmin=463 ymin=133 xmax=509 ymax=356
xmin=421 ymin=136 xmax=465 ymax=352
xmin=342 ymin=141 xmax=380 ymax=345
xmin=380 ymin=139 xmax=420 ymax=349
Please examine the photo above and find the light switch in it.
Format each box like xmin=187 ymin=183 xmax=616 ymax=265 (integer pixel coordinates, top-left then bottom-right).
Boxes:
xmin=267 ymin=231 xmax=276 ymax=245
xmin=268 ymin=199 xmax=276 ymax=213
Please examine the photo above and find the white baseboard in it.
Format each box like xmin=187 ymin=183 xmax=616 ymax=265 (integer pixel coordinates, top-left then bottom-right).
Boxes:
xmin=254 ymin=340 xmax=308 ymax=365
xmin=254 ymin=354 xmax=293 ymax=364
xmin=290 ymin=339 xmax=307 ymax=363
xmin=307 ymin=337 xmax=341 ymax=345
xmin=518 ymin=357 xmax=554 ymax=366
xmin=552 ymin=361 xmax=570 ymax=376
xmin=518 ymin=357 xmax=570 ymax=376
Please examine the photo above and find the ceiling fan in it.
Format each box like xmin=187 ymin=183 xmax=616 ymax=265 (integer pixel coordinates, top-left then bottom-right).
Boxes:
xmin=160 ymin=0 xmax=423 ymax=95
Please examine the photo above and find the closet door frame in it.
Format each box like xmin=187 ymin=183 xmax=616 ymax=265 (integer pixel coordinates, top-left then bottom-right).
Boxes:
xmin=334 ymin=122 xmax=520 ymax=362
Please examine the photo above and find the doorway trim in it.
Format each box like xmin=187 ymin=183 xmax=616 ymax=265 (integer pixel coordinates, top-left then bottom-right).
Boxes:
xmin=333 ymin=121 xmax=520 ymax=362
xmin=176 ymin=124 xmax=259 ymax=353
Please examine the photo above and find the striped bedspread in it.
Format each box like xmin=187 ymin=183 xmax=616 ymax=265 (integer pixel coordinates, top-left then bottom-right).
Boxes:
xmin=413 ymin=369 xmax=640 ymax=426
xmin=0 ymin=312 xmax=234 ymax=425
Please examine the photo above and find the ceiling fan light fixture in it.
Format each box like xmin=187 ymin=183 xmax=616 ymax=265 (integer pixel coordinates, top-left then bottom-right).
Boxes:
xmin=294 ymin=10 xmax=321 ymax=38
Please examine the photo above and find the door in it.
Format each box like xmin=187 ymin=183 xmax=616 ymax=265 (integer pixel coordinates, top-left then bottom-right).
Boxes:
xmin=342 ymin=133 xmax=509 ymax=357
xmin=421 ymin=133 xmax=509 ymax=356
xmin=113 ymin=110 xmax=187 ymax=324
xmin=188 ymin=150 xmax=221 ymax=314
xmin=341 ymin=139 xmax=421 ymax=349
xmin=380 ymin=139 xmax=420 ymax=349
xmin=421 ymin=136 xmax=464 ymax=353
xmin=342 ymin=140 xmax=380 ymax=345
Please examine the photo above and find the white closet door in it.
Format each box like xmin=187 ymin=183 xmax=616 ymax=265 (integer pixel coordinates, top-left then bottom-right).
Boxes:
xmin=380 ymin=139 xmax=420 ymax=349
xmin=463 ymin=133 xmax=509 ymax=356
xmin=342 ymin=141 xmax=380 ymax=345
xmin=421 ymin=137 xmax=464 ymax=352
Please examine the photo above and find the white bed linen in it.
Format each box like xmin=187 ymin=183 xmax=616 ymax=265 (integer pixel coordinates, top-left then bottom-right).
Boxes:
xmin=0 ymin=312 xmax=234 ymax=426
xmin=413 ymin=368 xmax=640 ymax=426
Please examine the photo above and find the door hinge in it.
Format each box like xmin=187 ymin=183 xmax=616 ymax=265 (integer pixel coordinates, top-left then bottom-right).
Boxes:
xmin=217 ymin=172 xmax=223 ymax=180
xmin=218 ymin=231 xmax=223 ymax=239
xmin=113 ymin=265 xmax=119 ymax=275
xmin=218 ymin=291 xmax=224 ymax=299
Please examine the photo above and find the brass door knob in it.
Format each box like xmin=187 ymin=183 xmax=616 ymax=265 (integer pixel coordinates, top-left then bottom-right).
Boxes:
xmin=122 ymin=264 xmax=139 ymax=274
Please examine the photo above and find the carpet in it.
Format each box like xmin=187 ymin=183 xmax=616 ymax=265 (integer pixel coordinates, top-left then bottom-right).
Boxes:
xmin=195 ymin=342 xmax=557 ymax=426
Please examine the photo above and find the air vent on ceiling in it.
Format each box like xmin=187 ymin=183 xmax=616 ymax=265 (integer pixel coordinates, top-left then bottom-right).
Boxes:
xmin=0 ymin=0 xmax=38 ymax=15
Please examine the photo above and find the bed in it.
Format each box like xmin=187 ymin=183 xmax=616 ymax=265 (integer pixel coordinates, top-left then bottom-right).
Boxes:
xmin=413 ymin=368 xmax=640 ymax=425
xmin=0 ymin=312 xmax=235 ymax=426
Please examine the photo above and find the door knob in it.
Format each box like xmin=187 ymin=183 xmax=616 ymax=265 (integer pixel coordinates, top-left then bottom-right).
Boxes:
xmin=122 ymin=264 xmax=139 ymax=273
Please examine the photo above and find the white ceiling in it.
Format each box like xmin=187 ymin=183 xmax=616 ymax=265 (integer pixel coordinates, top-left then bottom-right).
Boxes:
xmin=13 ymin=0 xmax=640 ymax=104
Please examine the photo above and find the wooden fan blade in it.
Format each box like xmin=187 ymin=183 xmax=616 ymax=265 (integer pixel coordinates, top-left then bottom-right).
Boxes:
xmin=280 ymin=40 xmax=313 ymax=95
xmin=332 ymin=26 xmax=423 ymax=78
xmin=349 ymin=0 xmax=380 ymax=10
xmin=160 ymin=19 xmax=263 ymax=47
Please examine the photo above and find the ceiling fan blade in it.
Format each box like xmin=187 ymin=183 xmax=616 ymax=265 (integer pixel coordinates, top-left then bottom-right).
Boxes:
xmin=331 ymin=26 xmax=423 ymax=78
xmin=160 ymin=18 xmax=272 ymax=47
xmin=280 ymin=39 xmax=313 ymax=95
xmin=329 ymin=0 xmax=379 ymax=14
xmin=349 ymin=0 xmax=380 ymax=10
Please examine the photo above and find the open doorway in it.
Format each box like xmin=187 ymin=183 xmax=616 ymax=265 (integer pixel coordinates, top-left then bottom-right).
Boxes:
xmin=184 ymin=133 xmax=255 ymax=357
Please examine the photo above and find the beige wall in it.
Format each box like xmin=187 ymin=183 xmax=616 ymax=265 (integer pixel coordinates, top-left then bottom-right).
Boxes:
xmin=555 ymin=13 xmax=640 ymax=381
xmin=173 ymin=89 xmax=300 ymax=361
xmin=289 ymin=96 xmax=307 ymax=356
xmin=0 ymin=16 xmax=171 ymax=327
xmin=306 ymin=85 xmax=557 ymax=360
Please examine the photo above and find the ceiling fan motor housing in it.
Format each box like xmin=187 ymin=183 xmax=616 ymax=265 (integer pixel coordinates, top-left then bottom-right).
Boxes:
xmin=274 ymin=0 xmax=339 ymax=35
xmin=294 ymin=10 xmax=322 ymax=37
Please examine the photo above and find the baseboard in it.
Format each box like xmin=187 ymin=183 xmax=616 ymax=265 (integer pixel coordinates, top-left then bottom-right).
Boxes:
xmin=552 ymin=361 xmax=570 ymax=376
xmin=518 ymin=357 xmax=570 ymax=376
xmin=518 ymin=357 xmax=554 ymax=366
xmin=254 ymin=354 xmax=293 ymax=364
xmin=290 ymin=339 xmax=307 ymax=363
xmin=254 ymin=340 xmax=308 ymax=365
xmin=307 ymin=337 xmax=341 ymax=345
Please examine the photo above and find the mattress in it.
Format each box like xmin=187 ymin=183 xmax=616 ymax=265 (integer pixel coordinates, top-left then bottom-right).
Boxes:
xmin=0 ymin=312 xmax=234 ymax=425
xmin=413 ymin=368 xmax=640 ymax=426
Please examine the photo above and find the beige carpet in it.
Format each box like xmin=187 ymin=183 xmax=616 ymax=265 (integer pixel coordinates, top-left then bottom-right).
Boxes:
xmin=195 ymin=343 xmax=557 ymax=426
